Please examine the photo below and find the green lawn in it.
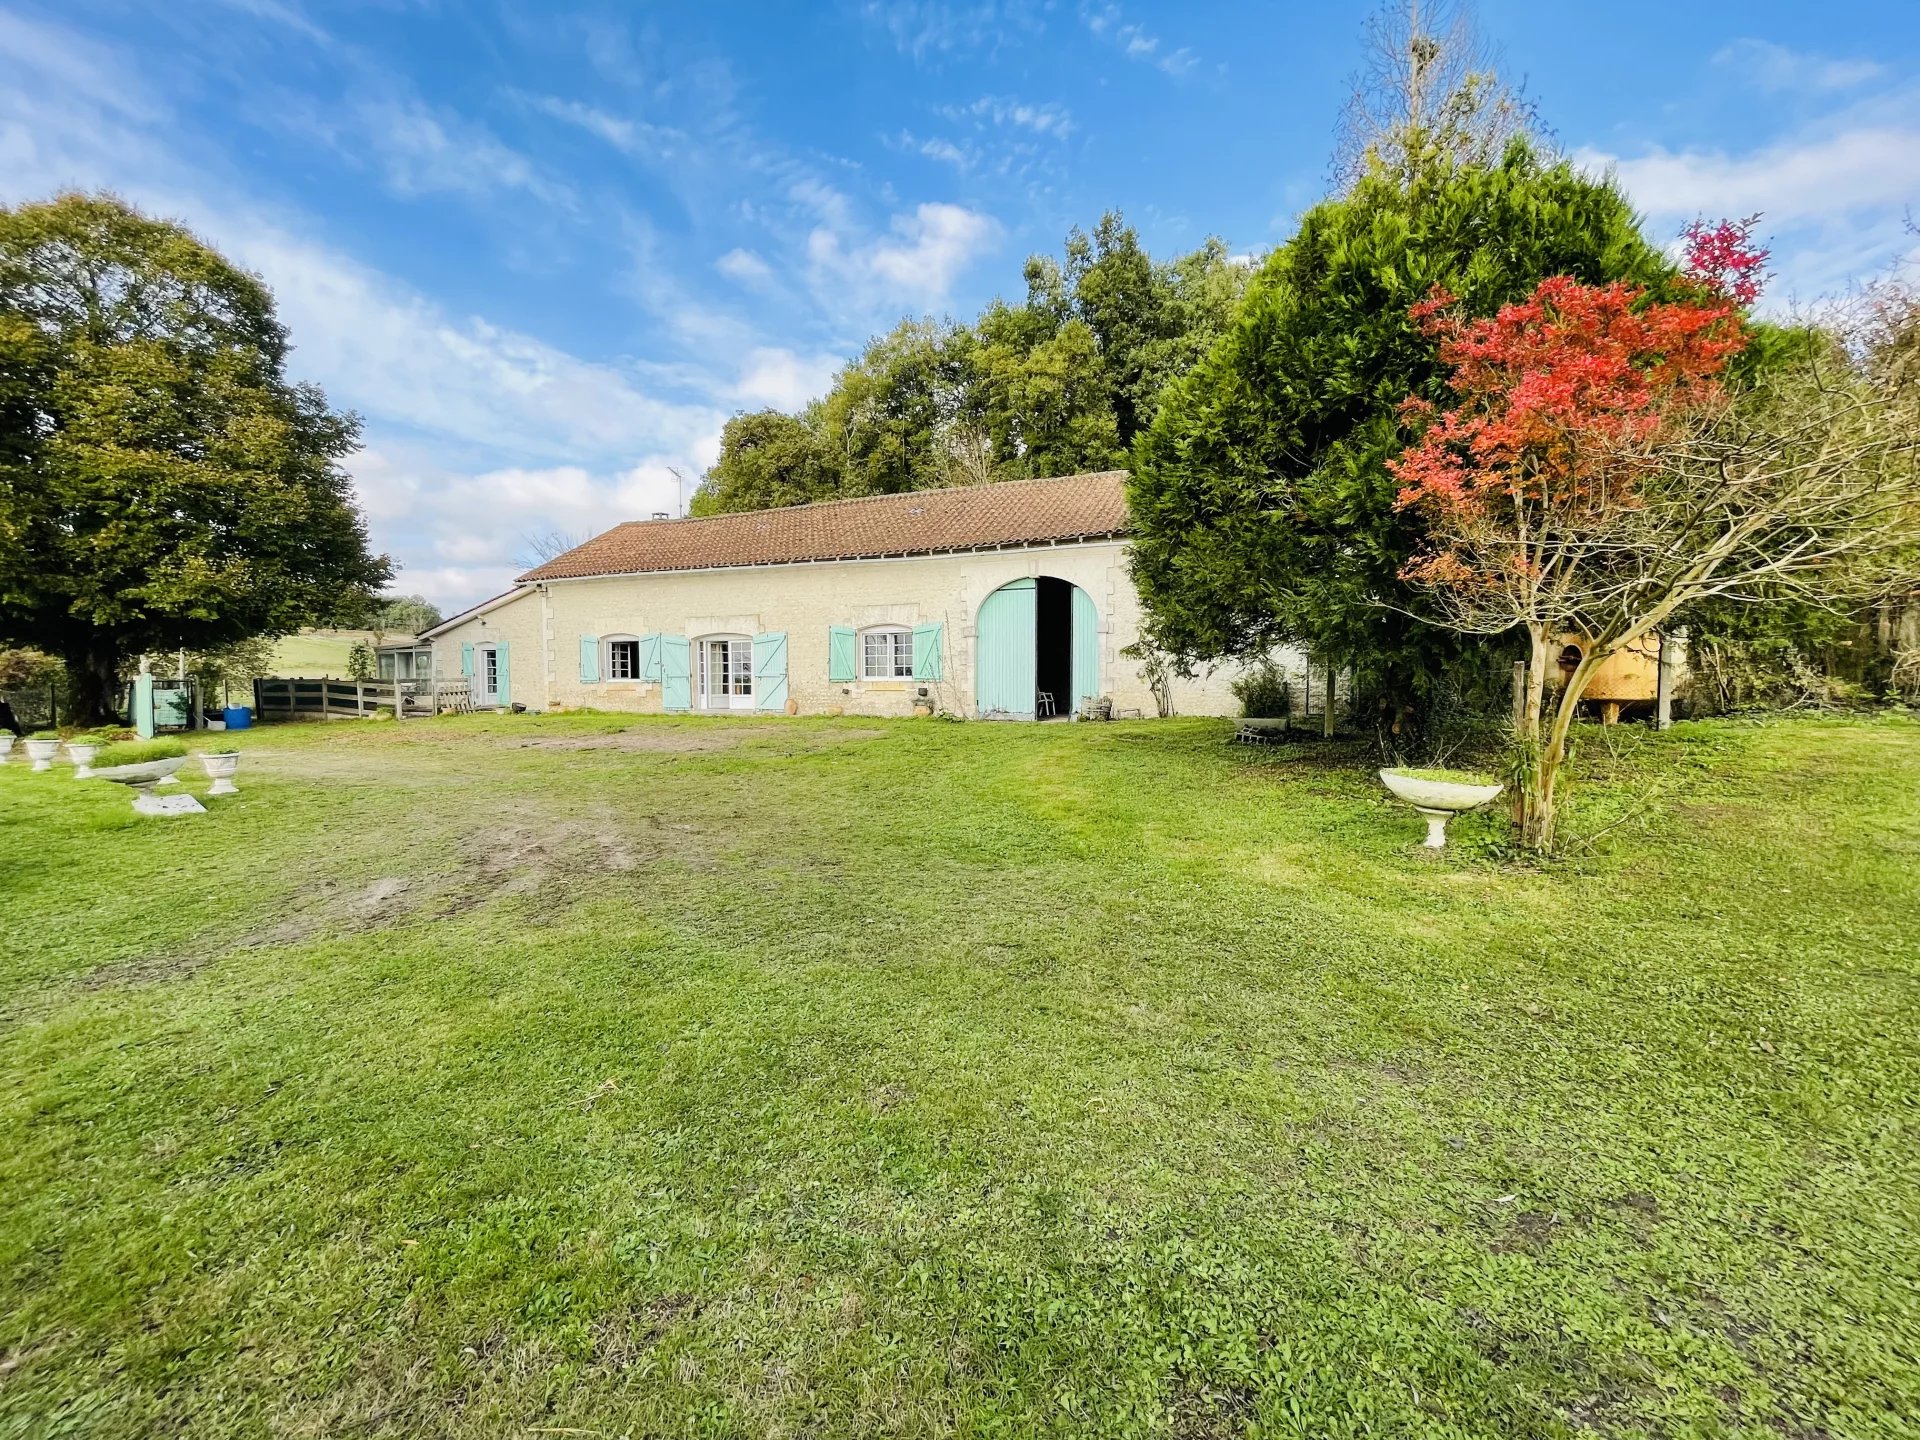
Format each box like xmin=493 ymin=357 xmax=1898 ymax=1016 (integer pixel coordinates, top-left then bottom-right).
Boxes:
xmin=2 ymin=712 xmax=1916 ymax=1438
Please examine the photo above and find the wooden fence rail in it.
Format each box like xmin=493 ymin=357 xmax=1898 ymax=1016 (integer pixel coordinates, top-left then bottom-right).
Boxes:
xmin=253 ymin=677 xmax=473 ymax=721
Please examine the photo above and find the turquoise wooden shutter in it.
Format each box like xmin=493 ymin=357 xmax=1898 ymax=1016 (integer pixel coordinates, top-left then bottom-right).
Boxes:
xmin=460 ymin=643 xmax=475 ymax=678
xmin=661 ymin=636 xmax=692 ymax=711
xmin=1070 ymin=586 xmax=1098 ymax=714
xmin=911 ymin=622 xmax=944 ymax=681
xmin=495 ymin=642 xmax=511 ymax=706
xmin=827 ymin=625 xmax=856 ymax=683
xmin=132 ymin=672 xmax=155 ymax=739
xmin=975 ymin=579 xmax=1035 ymax=716
xmin=579 ymin=634 xmax=600 ymax=683
xmin=640 ymin=633 xmax=663 ymax=682
xmin=754 ymin=632 xmax=788 ymax=712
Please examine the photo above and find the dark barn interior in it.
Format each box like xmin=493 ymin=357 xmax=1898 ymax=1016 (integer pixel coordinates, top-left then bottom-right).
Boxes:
xmin=1034 ymin=576 xmax=1072 ymax=718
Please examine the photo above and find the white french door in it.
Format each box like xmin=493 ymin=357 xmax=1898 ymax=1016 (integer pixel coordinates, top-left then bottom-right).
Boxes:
xmin=697 ymin=637 xmax=754 ymax=710
xmin=478 ymin=645 xmax=499 ymax=706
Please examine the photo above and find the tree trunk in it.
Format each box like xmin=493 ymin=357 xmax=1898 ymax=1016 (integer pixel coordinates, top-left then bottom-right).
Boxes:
xmin=1514 ymin=626 xmax=1551 ymax=836
xmin=62 ymin=641 xmax=123 ymax=726
xmin=1523 ymin=650 xmax=1603 ymax=852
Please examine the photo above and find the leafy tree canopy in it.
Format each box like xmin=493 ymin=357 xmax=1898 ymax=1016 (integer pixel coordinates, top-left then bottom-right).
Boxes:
xmin=371 ymin=593 xmax=443 ymax=638
xmin=691 ymin=214 xmax=1251 ymax=516
xmin=0 ymin=193 xmax=390 ymax=721
xmin=1126 ymin=142 xmax=1675 ymax=728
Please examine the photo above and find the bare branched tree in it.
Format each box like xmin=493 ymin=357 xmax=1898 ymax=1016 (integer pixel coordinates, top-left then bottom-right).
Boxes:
xmin=514 ymin=530 xmax=590 ymax=573
xmin=1332 ymin=0 xmax=1541 ymax=190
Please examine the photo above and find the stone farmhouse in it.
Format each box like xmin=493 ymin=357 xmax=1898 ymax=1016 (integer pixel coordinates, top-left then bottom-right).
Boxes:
xmin=424 ymin=471 xmax=1291 ymax=719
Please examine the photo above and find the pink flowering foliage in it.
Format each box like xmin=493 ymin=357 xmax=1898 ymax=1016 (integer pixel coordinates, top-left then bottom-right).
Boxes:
xmin=1681 ymin=215 xmax=1770 ymax=308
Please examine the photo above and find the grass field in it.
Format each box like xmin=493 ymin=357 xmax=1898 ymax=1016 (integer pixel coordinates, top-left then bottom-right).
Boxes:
xmin=265 ymin=630 xmax=380 ymax=679
xmin=2 ymin=711 xmax=1916 ymax=1438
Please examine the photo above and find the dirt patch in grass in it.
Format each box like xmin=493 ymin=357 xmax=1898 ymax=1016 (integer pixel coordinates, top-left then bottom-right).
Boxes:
xmin=527 ymin=727 xmax=762 ymax=753
xmin=593 ymin=1294 xmax=701 ymax=1372
xmin=522 ymin=725 xmax=887 ymax=754
xmin=76 ymin=802 xmax=713 ymax=994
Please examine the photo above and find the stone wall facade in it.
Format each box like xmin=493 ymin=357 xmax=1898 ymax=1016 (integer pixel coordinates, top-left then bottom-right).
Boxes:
xmin=430 ymin=539 xmax=1300 ymax=719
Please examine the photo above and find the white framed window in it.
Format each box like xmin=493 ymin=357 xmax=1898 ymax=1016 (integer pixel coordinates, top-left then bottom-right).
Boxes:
xmin=605 ymin=636 xmax=641 ymax=680
xmin=861 ymin=627 xmax=913 ymax=680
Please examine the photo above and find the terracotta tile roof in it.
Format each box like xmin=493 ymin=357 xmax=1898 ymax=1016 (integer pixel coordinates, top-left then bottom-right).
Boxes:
xmin=516 ymin=471 xmax=1131 ymax=581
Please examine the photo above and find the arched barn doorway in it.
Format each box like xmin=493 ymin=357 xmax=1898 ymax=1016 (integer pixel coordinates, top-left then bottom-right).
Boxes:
xmin=976 ymin=576 xmax=1098 ymax=718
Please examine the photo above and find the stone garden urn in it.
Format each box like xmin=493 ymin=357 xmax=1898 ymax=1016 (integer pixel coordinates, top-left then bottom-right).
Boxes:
xmin=23 ymin=737 xmax=61 ymax=772
xmin=94 ymin=758 xmax=203 ymax=815
xmin=65 ymin=741 xmax=101 ymax=778
xmin=0 ymin=734 xmax=14 ymax=764
xmin=198 ymin=751 xmax=241 ymax=796
xmin=1379 ymin=769 xmax=1505 ymax=850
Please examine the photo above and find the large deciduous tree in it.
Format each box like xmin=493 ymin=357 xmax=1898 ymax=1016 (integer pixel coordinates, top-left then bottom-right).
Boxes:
xmin=1392 ymin=227 xmax=1920 ymax=848
xmin=1127 ymin=143 xmax=1672 ymax=745
xmin=691 ymin=214 xmax=1251 ymax=516
xmin=0 ymin=193 xmax=389 ymax=722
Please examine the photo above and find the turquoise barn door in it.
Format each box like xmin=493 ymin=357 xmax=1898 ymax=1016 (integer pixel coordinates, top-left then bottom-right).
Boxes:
xmin=661 ymin=636 xmax=692 ymax=711
xmin=1070 ymin=586 xmax=1098 ymax=715
xmin=753 ymin=632 xmax=788 ymax=712
xmin=975 ymin=578 xmax=1036 ymax=716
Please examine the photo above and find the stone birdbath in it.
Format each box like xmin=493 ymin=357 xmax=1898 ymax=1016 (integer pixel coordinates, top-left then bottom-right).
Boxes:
xmin=1379 ymin=768 xmax=1505 ymax=850
xmin=197 ymin=750 xmax=242 ymax=796
xmin=94 ymin=758 xmax=204 ymax=816
xmin=23 ymin=736 xmax=61 ymax=772
xmin=65 ymin=740 xmax=102 ymax=778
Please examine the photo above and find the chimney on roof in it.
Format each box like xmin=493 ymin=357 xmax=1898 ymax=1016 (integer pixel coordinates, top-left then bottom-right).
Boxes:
xmin=650 ymin=511 xmax=669 ymax=521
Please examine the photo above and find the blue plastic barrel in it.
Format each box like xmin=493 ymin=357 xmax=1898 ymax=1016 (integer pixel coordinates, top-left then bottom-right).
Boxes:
xmin=223 ymin=706 xmax=253 ymax=730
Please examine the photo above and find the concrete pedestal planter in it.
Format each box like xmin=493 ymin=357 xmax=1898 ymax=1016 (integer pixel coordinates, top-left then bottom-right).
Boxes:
xmin=23 ymin=737 xmax=61 ymax=772
xmin=94 ymin=758 xmax=203 ymax=815
xmin=65 ymin=741 xmax=101 ymax=778
xmin=1379 ymin=769 xmax=1505 ymax=849
xmin=0 ymin=734 xmax=14 ymax=764
xmin=198 ymin=751 xmax=241 ymax=795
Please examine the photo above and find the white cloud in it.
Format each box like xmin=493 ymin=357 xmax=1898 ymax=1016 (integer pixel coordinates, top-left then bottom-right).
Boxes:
xmin=1576 ymin=63 xmax=1920 ymax=309
xmin=805 ymin=200 xmax=1000 ymax=311
xmin=888 ymin=129 xmax=978 ymax=170
xmin=730 ymin=347 xmax=843 ymax=410
xmin=0 ymin=9 xmax=159 ymax=123
xmin=520 ymin=93 xmax=684 ymax=160
xmin=857 ymin=1 xmax=1036 ymax=60
xmin=1575 ymin=127 xmax=1920 ymax=224
xmin=238 ymin=227 xmax=725 ymax=460
xmin=349 ymin=449 xmax=710 ymax=599
xmin=1712 ymin=39 xmax=1884 ymax=95
xmin=352 ymin=98 xmax=571 ymax=206
xmin=1080 ymin=2 xmax=1197 ymax=78
xmin=946 ymin=95 xmax=1074 ymax=139
xmin=715 ymin=246 xmax=775 ymax=285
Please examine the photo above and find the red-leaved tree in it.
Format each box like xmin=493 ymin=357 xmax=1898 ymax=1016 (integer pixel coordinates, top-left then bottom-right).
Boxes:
xmin=1392 ymin=220 xmax=1920 ymax=849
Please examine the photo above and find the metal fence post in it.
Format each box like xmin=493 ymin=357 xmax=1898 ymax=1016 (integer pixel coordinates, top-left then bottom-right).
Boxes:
xmin=1656 ymin=634 xmax=1675 ymax=731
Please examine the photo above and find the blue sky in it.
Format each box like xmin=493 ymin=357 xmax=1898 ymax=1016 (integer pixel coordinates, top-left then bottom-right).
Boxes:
xmin=4 ymin=1 xmax=1918 ymax=610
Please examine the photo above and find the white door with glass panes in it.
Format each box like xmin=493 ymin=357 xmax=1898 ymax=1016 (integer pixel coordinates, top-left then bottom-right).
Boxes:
xmin=697 ymin=636 xmax=754 ymax=710
xmin=477 ymin=644 xmax=500 ymax=706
